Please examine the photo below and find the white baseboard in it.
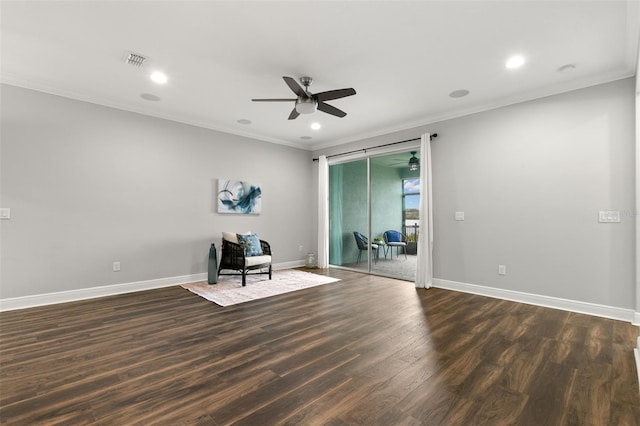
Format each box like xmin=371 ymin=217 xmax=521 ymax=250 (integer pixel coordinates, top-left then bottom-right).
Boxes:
xmin=0 ymin=273 xmax=207 ymax=312
xmin=433 ymin=278 xmax=638 ymax=323
xmin=0 ymin=261 xmax=302 ymax=312
xmin=3 ymin=268 xmax=637 ymax=322
xmin=274 ymin=260 xmax=305 ymax=270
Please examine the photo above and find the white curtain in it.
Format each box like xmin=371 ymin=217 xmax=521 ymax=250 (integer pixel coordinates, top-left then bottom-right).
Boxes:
xmin=317 ymin=155 xmax=329 ymax=268
xmin=415 ymin=133 xmax=434 ymax=288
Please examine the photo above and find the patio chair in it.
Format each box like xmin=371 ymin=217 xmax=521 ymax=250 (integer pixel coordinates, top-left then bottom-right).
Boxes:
xmin=353 ymin=231 xmax=379 ymax=264
xmin=383 ymin=230 xmax=407 ymax=259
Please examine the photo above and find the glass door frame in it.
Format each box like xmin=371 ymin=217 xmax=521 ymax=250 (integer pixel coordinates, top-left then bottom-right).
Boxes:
xmin=327 ymin=142 xmax=420 ymax=275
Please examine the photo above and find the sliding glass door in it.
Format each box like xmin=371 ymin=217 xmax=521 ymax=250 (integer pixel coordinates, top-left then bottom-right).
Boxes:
xmin=328 ymin=150 xmax=419 ymax=280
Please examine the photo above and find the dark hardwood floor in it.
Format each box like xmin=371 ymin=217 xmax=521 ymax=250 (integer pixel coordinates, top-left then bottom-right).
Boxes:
xmin=1 ymin=269 xmax=639 ymax=425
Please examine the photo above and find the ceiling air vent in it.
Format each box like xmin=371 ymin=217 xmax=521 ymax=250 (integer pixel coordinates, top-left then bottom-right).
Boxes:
xmin=124 ymin=52 xmax=147 ymax=67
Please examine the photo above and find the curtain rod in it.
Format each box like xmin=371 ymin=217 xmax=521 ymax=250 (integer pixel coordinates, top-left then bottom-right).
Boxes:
xmin=312 ymin=133 xmax=437 ymax=162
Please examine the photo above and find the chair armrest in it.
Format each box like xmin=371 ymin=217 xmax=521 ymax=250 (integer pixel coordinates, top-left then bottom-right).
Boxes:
xmin=260 ymin=240 xmax=272 ymax=255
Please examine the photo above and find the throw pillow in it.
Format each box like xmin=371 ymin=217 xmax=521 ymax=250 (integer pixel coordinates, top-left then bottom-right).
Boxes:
xmin=236 ymin=233 xmax=263 ymax=256
xmin=386 ymin=231 xmax=402 ymax=242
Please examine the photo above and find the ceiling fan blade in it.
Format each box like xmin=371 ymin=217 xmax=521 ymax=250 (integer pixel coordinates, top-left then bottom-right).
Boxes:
xmin=288 ymin=108 xmax=300 ymax=120
xmin=283 ymin=76 xmax=307 ymax=98
xmin=252 ymin=98 xmax=297 ymax=102
xmin=317 ymin=101 xmax=347 ymax=118
xmin=314 ymin=88 xmax=356 ymax=102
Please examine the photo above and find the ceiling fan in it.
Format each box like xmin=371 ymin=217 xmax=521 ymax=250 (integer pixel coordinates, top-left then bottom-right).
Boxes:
xmin=386 ymin=151 xmax=420 ymax=170
xmin=252 ymin=76 xmax=356 ymax=120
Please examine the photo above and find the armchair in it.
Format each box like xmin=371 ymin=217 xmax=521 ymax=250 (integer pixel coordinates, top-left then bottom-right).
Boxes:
xmin=217 ymin=232 xmax=272 ymax=286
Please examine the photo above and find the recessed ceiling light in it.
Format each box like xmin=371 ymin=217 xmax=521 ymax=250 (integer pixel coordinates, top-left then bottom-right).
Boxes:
xmin=311 ymin=122 xmax=321 ymax=130
xmin=300 ymin=136 xmax=312 ymax=140
xmin=150 ymin=71 xmax=168 ymax=84
xmin=449 ymin=89 xmax=470 ymax=98
xmin=140 ymin=93 xmax=161 ymax=101
xmin=505 ymin=55 xmax=525 ymax=69
xmin=237 ymin=119 xmax=252 ymax=125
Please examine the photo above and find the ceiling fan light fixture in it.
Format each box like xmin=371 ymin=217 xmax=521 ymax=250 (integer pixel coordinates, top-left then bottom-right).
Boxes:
xmin=150 ymin=71 xmax=168 ymax=84
xmin=408 ymin=151 xmax=419 ymax=171
xmin=295 ymin=97 xmax=317 ymax=114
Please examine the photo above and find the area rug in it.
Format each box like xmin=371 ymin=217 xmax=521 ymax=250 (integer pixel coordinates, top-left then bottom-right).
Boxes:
xmin=181 ymin=269 xmax=340 ymax=307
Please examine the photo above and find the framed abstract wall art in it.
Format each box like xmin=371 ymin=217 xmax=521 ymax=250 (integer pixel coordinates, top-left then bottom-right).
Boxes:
xmin=217 ymin=179 xmax=262 ymax=214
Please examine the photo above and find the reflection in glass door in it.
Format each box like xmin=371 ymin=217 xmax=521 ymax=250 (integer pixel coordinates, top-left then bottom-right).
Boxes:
xmin=328 ymin=150 xmax=419 ymax=281
xmin=328 ymin=159 xmax=370 ymax=269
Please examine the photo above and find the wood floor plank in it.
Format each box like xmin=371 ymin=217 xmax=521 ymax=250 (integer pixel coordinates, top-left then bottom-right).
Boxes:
xmin=1 ymin=268 xmax=638 ymax=425
xmin=515 ymin=360 xmax=577 ymax=426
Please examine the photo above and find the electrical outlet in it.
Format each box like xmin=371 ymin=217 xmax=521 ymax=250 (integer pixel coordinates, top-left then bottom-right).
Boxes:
xmin=498 ymin=265 xmax=506 ymax=275
xmin=298 ymin=245 xmax=303 ymax=252
xmin=0 ymin=208 xmax=10 ymax=219
xmin=598 ymin=211 xmax=620 ymax=223
xmin=113 ymin=261 xmax=121 ymax=272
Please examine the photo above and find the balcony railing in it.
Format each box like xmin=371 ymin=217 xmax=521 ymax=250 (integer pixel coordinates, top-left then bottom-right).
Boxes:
xmin=403 ymin=223 xmax=419 ymax=243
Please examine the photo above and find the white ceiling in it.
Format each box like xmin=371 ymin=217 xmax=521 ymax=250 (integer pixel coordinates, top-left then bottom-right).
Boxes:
xmin=1 ymin=1 xmax=638 ymax=151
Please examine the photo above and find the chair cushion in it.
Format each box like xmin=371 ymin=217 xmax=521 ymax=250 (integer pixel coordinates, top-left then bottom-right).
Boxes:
xmin=237 ymin=233 xmax=263 ymax=256
xmin=245 ymin=255 xmax=271 ymax=267
xmin=385 ymin=231 xmax=403 ymax=242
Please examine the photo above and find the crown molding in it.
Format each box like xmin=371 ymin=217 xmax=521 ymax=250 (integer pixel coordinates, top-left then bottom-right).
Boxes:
xmin=0 ymin=74 xmax=312 ymax=151
xmin=309 ymin=72 xmax=635 ymax=152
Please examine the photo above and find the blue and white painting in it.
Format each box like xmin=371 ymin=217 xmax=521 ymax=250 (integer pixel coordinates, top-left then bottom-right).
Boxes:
xmin=217 ymin=179 xmax=262 ymax=214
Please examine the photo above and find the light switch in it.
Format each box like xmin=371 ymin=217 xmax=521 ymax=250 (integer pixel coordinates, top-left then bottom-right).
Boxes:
xmin=455 ymin=211 xmax=465 ymax=221
xmin=599 ymin=211 xmax=620 ymax=223
xmin=0 ymin=208 xmax=10 ymax=220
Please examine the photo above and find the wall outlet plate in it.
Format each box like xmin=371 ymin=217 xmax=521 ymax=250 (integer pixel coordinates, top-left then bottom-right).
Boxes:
xmin=598 ymin=211 xmax=620 ymax=223
xmin=455 ymin=211 xmax=465 ymax=221
xmin=0 ymin=208 xmax=10 ymax=219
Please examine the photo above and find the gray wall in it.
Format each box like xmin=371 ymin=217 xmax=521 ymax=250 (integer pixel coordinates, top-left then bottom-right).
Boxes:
xmin=1 ymin=84 xmax=315 ymax=299
xmin=314 ymin=78 xmax=636 ymax=309
xmin=636 ymin=58 xmax=640 ymax=318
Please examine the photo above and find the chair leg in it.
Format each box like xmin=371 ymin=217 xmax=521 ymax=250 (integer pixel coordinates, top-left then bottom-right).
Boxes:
xmin=268 ymin=265 xmax=272 ymax=280
xmin=356 ymin=250 xmax=362 ymax=264
xmin=242 ymin=270 xmax=247 ymax=286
